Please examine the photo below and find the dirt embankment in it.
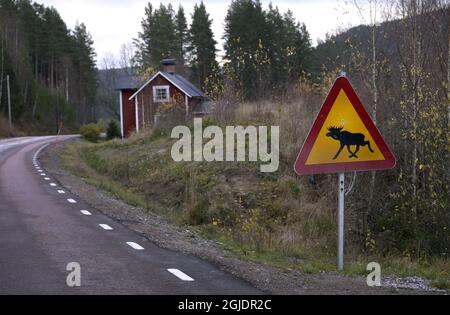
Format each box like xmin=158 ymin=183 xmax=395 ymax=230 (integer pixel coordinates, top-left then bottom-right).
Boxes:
xmin=38 ymin=138 xmax=445 ymax=295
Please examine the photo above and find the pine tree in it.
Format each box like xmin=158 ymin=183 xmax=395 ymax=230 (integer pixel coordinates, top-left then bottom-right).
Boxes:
xmin=135 ymin=3 xmax=153 ymax=68
xmin=188 ymin=1 xmax=218 ymax=90
xmin=73 ymin=22 xmax=97 ymax=123
xmin=265 ymin=4 xmax=286 ymax=90
xmin=224 ymin=0 xmax=268 ymax=100
xmin=174 ymin=5 xmax=188 ymax=75
xmin=284 ymin=11 xmax=312 ymax=79
xmin=136 ymin=3 xmax=177 ymax=69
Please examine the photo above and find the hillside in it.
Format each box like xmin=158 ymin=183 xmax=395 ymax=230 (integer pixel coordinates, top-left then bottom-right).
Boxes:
xmin=60 ymin=96 xmax=449 ymax=290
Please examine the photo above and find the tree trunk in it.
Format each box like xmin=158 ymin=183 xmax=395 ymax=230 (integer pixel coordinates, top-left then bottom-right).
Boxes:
xmin=23 ymin=80 xmax=28 ymax=107
xmin=65 ymin=66 xmax=69 ymax=103
xmin=35 ymin=54 xmax=38 ymax=81
xmin=50 ymin=54 xmax=54 ymax=89
xmin=14 ymin=20 xmax=18 ymax=74
xmin=32 ymin=90 xmax=38 ymax=119
xmin=0 ymin=34 xmax=4 ymax=112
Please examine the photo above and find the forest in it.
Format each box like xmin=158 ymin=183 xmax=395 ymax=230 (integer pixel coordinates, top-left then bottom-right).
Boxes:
xmin=0 ymin=0 xmax=96 ymax=135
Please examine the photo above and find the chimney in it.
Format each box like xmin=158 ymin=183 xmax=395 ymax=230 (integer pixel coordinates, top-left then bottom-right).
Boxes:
xmin=161 ymin=59 xmax=176 ymax=74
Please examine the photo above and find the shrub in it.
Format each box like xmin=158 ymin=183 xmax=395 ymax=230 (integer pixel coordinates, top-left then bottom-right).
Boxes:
xmin=187 ymin=196 xmax=210 ymax=225
xmin=106 ymin=119 xmax=121 ymax=140
xmin=80 ymin=123 xmax=103 ymax=143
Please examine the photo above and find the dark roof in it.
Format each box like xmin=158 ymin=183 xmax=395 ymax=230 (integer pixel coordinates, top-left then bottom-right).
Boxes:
xmin=115 ymin=70 xmax=142 ymax=91
xmin=162 ymin=72 xmax=206 ymax=98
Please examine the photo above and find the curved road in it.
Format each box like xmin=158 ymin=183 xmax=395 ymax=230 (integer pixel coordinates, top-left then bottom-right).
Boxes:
xmin=0 ymin=136 xmax=261 ymax=294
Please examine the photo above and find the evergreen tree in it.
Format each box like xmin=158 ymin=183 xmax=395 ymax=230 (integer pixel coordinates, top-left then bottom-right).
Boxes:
xmin=224 ymin=0 xmax=312 ymax=100
xmin=188 ymin=1 xmax=218 ymax=90
xmin=73 ymin=22 xmax=97 ymax=123
xmin=265 ymin=6 xmax=312 ymax=91
xmin=283 ymin=10 xmax=312 ymax=79
xmin=224 ymin=0 xmax=268 ymax=100
xmin=174 ymin=5 xmax=188 ymax=75
xmin=136 ymin=3 xmax=177 ymax=69
xmin=135 ymin=3 xmax=153 ymax=68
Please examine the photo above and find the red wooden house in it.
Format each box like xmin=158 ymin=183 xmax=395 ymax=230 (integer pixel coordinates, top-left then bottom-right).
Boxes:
xmin=115 ymin=72 xmax=141 ymax=138
xmin=116 ymin=59 xmax=210 ymax=138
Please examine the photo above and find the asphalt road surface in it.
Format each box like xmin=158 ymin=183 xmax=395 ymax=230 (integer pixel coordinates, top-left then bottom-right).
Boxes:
xmin=0 ymin=136 xmax=262 ymax=295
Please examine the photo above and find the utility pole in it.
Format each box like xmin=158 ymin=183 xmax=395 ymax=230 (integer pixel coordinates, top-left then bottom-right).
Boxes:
xmin=6 ymin=74 xmax=12 ymax=130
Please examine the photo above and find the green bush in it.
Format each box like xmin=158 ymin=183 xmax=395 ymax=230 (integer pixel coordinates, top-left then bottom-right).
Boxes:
xmin=106 ymin=119 xmax=121 ymax=140
xmin=80 ymin=123 xmax=103 ymax=143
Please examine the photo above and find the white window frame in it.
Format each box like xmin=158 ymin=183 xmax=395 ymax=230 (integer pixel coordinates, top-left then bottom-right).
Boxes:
xmin=153 ymin=85 xmax=170 ymax=103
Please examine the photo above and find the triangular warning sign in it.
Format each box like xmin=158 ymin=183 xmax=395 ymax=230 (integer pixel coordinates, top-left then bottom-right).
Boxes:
xmin=294 ymin=76 xmax=396 ymax=175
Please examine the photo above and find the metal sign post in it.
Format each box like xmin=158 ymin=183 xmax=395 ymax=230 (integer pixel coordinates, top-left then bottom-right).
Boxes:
xmin=338 ymin=173 xmax=345 ymax=270
xmin=293 ymin=74 xmax=396 ymax=271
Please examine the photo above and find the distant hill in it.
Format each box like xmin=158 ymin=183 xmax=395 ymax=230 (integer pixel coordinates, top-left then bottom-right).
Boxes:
xmin=312 ymin=6 xmax=449 ymax=91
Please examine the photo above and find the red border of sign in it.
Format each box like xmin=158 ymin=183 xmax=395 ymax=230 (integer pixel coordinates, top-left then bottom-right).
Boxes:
xmin=294 ymin=76 xmax=396 ymax=175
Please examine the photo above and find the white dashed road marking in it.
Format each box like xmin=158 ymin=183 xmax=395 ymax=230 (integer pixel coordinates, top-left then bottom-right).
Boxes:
xmin=57 ymin=190 xmax=65 ymax=194
xmin=40 ymin=173 xmax=46 ymax=176
xmin=50 ymin=183 xmax=57 ymax=187
xmin=80 ymin=210 xmax=92 ymax=216
xmin=99 ymin=224 xmax=113 ymax=230
xmin=67 ymin=199 xmax=77 ymax=203
xmin=167 ymin=269 xmax=195 ymax=281
xmin=44 ymin=178 xmax=50 ymax=181
xmin=37 ymin=169 xmax=42 ymax=172
xmin=126 ymin=242 xmax=144 ymax=250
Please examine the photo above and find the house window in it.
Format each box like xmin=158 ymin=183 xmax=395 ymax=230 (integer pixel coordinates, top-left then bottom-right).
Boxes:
xmin=153 ymin=86 xmax=170 ymax=103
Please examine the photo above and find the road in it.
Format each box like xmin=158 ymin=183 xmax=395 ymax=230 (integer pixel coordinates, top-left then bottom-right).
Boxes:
xmin=0 ymin=136 xmax=262 ymax=294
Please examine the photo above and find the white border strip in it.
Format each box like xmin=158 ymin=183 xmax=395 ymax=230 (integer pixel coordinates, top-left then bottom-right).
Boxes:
xmin=126 ymin=242 xmax=144 ymax=250
xmin=99 ymin=224 xmax=113 ymax=230
xmin=167 ymin=269 xmax=194 ymax=281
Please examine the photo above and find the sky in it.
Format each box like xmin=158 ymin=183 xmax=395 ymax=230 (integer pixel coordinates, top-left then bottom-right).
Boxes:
xmin=38 ymin=0 xmax=373 ymax=68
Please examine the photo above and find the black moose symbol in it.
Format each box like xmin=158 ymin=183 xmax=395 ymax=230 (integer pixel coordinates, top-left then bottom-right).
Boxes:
xmin=326 ymin=126 xmax=374 ymax=159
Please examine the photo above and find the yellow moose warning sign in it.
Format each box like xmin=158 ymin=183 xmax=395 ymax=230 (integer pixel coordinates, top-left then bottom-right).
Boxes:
xmin=294 ymin=76 xmax=396 ymax=175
